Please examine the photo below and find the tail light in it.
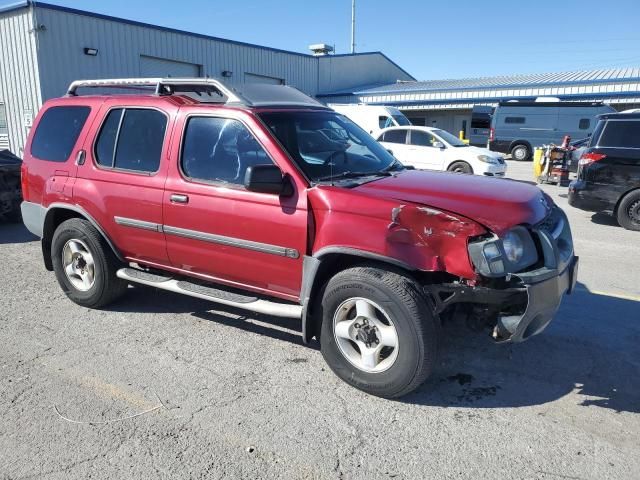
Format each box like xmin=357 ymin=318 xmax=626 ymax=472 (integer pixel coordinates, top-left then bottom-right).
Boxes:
xmin=489 ymin=128 xmax=495 ymax=142
xmin=20 ymin=162 xmax=28 ymax=202
xmin=578 ymin=152 xmax=606 ymax=167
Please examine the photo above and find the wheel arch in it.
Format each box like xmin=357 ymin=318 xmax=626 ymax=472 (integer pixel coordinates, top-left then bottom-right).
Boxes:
xmin=300 ymin=248 xmax=420 ymax=344
xmin=42 ymin=204 xmax=124 ymax=271
xmin=509 ymin=140 xmax=533 ymax=154
xmin=613 ymin=186 xmax=640 ymax=215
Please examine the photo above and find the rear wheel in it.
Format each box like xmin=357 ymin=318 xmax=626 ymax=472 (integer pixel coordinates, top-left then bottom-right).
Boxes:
xmin=319 ymin=266 xmax=440 ymax=398
xmin=447 ymin=161 xmax=473 ymax=174
xmin=617 ymin=190 xmax=640 ymax=231
xmin=511 ymin=144 xmax=531 ymax=161
xmin=51 ymin=218 xmax=127 ymax=308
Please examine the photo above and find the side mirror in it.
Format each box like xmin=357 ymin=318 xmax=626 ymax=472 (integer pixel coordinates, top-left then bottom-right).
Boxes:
xmin=386 ymin=149 xmax=394 ymax=156
xmin=433 ymin=141 xmax=445 ymax=149
xmin=244 ymin=165 xmax=293 ymax=196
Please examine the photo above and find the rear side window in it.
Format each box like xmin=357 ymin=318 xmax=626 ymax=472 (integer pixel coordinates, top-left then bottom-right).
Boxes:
xmin=579 ymin=118 xmax=590 ymax=130
xmin=599 ymin=120 xmax=640 ymax=149
xmin=181 ymin=116 xmax=273 ymax=186
xmin=94 ymin=108 xmax=167 ymax=173
xmin=504 ymin=116 xmax=525 ymax=124
xmin=31 ymin=106 xmax=90 ymax=162
xmin=381 ymin=130 xmax=407 ymax=144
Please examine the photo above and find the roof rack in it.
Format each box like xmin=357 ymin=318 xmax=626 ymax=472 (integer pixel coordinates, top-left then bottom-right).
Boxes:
xmin=66 ymin=77 xmax=248 ymax=104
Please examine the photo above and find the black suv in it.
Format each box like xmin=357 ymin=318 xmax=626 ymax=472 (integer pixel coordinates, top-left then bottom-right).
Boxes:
xmin=569 ymin=113 xmax=640 ymax=230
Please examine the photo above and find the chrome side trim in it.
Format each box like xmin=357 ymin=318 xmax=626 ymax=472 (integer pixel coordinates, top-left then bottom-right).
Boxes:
xmin=163 ymin=224 xmax=300 ymax=259
xmin=114 ymin=216 xmax=162 ymax=232
xmin=116 ymin=268 xmax=302 ymax=318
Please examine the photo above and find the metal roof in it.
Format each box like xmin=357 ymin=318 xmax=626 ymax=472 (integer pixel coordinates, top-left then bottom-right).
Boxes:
xmin=323 ymin=67 xmax=640 ymax=96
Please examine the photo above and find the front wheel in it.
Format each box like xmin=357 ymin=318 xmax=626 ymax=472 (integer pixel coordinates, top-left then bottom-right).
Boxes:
xmin=51 ymin=218 xmax=127 ymax=308
xmin=320 ymin=266 xmax=440 ymax=398
xmin=617 ymin=189 xmax=640 ymax=231
xmin=447 ymin=161 xmax=473 ymax=174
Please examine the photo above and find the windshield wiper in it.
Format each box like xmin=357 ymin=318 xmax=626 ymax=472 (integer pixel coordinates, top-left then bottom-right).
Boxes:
xmin=315 ymin=170 xmax=393 ymax=182
xmin=382 ymin=158 xmax=404 ymax=172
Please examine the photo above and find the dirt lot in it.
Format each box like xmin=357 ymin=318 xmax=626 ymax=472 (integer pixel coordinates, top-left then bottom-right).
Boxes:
xmin=1 ymin=161 xmax=639 ymax=479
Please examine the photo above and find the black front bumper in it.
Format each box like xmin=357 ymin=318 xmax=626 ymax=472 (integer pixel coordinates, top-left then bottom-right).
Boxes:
xmin=493 ymin=255 xmax=578 ymax=342
xmin=427 ymin=207 xmax=578 ymax=343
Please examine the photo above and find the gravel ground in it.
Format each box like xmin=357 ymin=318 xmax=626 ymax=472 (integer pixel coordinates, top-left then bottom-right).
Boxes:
xmin=0 ymin=160 xmax=639 ymax=479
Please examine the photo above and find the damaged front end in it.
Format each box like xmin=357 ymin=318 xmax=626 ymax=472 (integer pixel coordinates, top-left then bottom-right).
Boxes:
xmin=0 ymin=150 xmax=22 ymax=221
xmin=425 ymin=206 xmax=578 ymax=343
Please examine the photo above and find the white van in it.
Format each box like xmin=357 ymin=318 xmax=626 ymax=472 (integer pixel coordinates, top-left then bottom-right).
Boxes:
xmin=328 ymin=104 xmax=411 ymax=135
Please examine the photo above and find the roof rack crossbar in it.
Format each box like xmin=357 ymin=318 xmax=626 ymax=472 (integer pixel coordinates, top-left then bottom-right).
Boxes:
xmin=66 ymin=77 xmax=249 ymax=104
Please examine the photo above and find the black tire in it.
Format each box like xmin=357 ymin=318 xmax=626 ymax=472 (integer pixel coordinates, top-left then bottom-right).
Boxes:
xmin=616 ymin=189 xmax=640 ymax=231
xmin=511 ymin=144 xmax=531 ymax=161
xmin=447 ymin=161 xmax=473 ymax=174
xmin=319 ymin=266 xmax=440 ymax=398
xmin=51 ymin=218 xmax=127 ymax=308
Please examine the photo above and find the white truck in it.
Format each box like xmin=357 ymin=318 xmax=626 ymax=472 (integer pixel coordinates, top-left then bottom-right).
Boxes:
xmin=328 ymin=104 xmax=411 ymax=135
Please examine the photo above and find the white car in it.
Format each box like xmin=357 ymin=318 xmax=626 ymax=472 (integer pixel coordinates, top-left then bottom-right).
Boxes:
xmin=376 ymin=126 xmax=507 ymax=176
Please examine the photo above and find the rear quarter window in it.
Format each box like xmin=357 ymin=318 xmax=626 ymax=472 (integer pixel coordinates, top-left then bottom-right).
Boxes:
xmin=599 ymin=120 xmax=640 ymax=149
xmin=31 ymin=106 xmax=90 ymax=162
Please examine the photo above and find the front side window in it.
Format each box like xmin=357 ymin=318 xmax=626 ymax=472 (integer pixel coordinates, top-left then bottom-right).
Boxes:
xmin=181 ymin=117 xmax=272 ymax=185
xmin=599 ymin=120 xmax=640 ymax=149
xmin=379 ymin=116 xmax=394 ymax=129
xmin=410 ymin=130 xmax=436 ymax=147
xmin=94 ymin=108 xmax=166 ymax=172
xmin=31 ymin=106 xmax=91 ymax=162
xmin=259 ymin=111 xmax=399 ymax=183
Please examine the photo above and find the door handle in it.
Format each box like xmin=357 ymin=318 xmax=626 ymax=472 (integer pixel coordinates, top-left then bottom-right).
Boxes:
xmin=170 ymin=194 xmax=189 ymax=204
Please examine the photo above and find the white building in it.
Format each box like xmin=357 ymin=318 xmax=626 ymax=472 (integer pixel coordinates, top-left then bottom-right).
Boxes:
xmin=0 ymin=1 xmax=414 ymax=154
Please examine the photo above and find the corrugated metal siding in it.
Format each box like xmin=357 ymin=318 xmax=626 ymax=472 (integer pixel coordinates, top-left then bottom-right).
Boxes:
xmin=318 ymin=54 xmax=413 ymax=94
xmin=34 ymin=7 xmax=319 ymax=101
xmin=0 ymin=7 xmax=42 ymax=155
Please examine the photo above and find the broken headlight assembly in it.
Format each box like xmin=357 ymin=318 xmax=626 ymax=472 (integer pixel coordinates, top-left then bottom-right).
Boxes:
xmin=468 ymin=226 xmax=538 ymax=277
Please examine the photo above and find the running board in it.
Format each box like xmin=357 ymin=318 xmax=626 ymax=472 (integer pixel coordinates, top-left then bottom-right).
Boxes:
xmin=116 ymin=268 xmax=302 ymax=318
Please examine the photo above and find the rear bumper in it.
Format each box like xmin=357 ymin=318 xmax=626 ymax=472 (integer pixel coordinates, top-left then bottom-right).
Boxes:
xmin=568 ymin=180 xmax=613 ymax=212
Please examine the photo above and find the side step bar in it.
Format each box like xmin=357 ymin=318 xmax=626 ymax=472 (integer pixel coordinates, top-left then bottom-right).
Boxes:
xmin=116 ymin=268 xmax=302 ymax=318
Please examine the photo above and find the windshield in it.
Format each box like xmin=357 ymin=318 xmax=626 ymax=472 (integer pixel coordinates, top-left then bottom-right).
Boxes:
xmin=259 ymin=111 xmax=401 ymax=182
xmin=393 ymin=114 xmax=411 ymax=126
xmin=432 ymin=129 xmax=468 ymax=147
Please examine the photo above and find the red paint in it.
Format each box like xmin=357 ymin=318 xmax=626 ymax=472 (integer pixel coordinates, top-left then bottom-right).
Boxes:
xmin=23 ymin=94 xmax=557 ymax=301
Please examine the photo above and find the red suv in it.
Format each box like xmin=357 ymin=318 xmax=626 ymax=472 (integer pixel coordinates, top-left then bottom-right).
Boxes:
xmin=20 ymin=78 xmax=578 ymax=398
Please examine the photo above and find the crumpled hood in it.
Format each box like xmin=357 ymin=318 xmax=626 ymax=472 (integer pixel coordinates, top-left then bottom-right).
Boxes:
xmin=355 ymin=169 xmax=551 ymax=233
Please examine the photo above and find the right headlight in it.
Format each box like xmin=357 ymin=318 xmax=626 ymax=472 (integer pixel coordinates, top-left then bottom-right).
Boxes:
xmin=477 ymin=154 xmax=498 ymax=164
xmin=468 ymin=226 xmax=538 ymax=277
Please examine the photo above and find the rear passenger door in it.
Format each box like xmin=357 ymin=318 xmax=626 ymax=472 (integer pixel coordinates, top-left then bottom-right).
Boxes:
xmin=74 ymin=100 xmax=175 ymax=265
xmin=378 ymin=129 xmax=409 ymax=162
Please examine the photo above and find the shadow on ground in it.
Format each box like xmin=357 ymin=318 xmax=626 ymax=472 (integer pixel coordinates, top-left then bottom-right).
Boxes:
xmin=0 ymin=222 xmax=36 ymax=244
xmin=109 ymin=280 xmax=639 ymax=414
xmin=590 ymin=212 xmax=620 ymax=227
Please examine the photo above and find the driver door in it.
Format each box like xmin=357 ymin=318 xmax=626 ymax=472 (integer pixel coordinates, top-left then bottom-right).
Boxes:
xmin=408 ymin=130 xmax=445 ymax=171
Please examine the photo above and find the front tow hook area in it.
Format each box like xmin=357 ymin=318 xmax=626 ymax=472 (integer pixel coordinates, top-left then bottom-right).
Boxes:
xmin=494 ymin=256 xmax=579 ymax=343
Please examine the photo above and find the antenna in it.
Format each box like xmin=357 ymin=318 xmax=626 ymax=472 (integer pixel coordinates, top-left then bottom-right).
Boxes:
xmin=350 ymin=0 xmax=356 ymax=54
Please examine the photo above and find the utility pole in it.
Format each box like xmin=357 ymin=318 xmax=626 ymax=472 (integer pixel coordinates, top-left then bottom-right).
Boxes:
xmin=351 ymin=0 xmax=356 ymax=54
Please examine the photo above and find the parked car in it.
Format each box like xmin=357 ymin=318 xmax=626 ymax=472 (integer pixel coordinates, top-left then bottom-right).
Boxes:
xmin=569 ymin=112 xmax=640 ymax=230
xmin=567 ymin=137 xmax=590 ymax=173
xmin=0 ymin=149 xmax=22 ymax=222
xmin=469 ymin=105 xmax=494 ymax=147
xmin=21 ymin=78 xmax=578 ymax=398
xmin=489 ymin=101 xmax=615 ymax=161
xmin=328 ymin=104 xmax=411 ymax=134
xmin=376 ymin=126 xmax=506 ymax=176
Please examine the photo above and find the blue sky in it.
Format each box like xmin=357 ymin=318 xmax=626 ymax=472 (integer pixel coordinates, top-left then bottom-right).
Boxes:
xmin=7 ymin=0 xmax=640 ymax=80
